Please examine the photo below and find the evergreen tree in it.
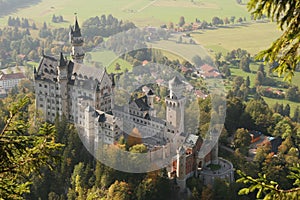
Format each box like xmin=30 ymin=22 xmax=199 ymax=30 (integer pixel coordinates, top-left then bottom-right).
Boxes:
xmin=283 ymin=104 xmax=291 ymax=117
xmin=248 ymin=0 xmax=300 ymax=81
xmin=245 ymin=76 xmax=250 ymax=87
xmin=255 ymin=71 xmax=264 ymax=86
xmin=258 ymin=64 xmax=266 ymax=77
xmin=32 ymin=22 xmax=37 ymax=30
xmin=178 ymin=16 xmax=185 ymax=27
xmin=239 ymin=55 xmax=250 ymax=72
xmin=0 ymin=96 xmax=63 ymax=199
xmin=292 ymin=106 xmax=300 ymax=122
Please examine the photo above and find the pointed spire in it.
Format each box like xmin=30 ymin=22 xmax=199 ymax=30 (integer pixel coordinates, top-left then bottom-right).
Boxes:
xmin=73 ymin=14 xmax=81 ymax=37
xmin=74 ymin=16 xmax=80 ymax=31
xmin=59 ymin=52 xmax=67 ymax=67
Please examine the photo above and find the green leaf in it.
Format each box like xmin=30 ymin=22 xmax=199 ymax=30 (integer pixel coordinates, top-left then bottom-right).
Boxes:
xmin=238 ymin=188 xmax=250 ymax=195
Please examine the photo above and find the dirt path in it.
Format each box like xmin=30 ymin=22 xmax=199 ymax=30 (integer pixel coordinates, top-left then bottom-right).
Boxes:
xmin=137 ymin=0 xmax=159 ymax=12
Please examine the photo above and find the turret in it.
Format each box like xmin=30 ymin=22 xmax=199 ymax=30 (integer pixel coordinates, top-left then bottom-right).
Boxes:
xmin=57 ymin=52 xmax=68 ymax=80
xmin=70 ymin=15 xmax=85 ymax=63
xmin=146 ymin=89 xmax=155 ymax=109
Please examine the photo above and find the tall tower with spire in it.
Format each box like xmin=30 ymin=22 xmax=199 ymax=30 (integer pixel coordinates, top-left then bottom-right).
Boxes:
xmin=70 ymin=15 xmax=85 ymax=63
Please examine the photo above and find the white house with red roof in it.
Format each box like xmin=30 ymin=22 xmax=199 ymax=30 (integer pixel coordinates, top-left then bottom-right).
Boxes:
xmin=197 ymin=64 xmax=221 ymax=79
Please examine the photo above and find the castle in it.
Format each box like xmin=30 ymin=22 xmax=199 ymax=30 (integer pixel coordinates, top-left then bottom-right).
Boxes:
xmin=34 ymin=16 xmax=234 ymax=192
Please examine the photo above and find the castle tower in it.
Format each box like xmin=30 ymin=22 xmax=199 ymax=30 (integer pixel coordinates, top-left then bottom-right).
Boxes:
xmin=211 ymin=143 xmax=219 ymax=164
xmin=146 ymin=89 xmax=156 ymax=117
xmin=176 ymin=146 xmax=186 ymax=192
xmin=70 ymin=15 xmax=85 ymax=63
xmin=209 ymin=129 xmax=219 ymax=165
xmin=57 ymin=52 xmax=69 ymax=118
xmin=165 ymin=76 xmax=186 ymax=134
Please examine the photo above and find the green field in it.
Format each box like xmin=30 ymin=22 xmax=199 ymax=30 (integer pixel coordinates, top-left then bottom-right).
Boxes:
xmin=263 ymin=97 xmax=299 ymax=116
xmin=0 ymin=0 xmax=250 ymax=28
xmin=230 ymin=64 xmax=300 ymax=114
xmin=148 ymin=37 xmax=209 ymax=61
xmin=87 ymin=50 xmax=132 ymax=73
xmin=191 ymin=22 xmax=282 ymax=55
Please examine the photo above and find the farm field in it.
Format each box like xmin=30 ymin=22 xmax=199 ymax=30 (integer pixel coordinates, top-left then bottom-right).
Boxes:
xmin=147 ymin=37 xmax=209 ymax=62
xmin=0 ymin=0 xmax=249 ymax=28
xmin=191 ymin=22 xmax=282 ymax=55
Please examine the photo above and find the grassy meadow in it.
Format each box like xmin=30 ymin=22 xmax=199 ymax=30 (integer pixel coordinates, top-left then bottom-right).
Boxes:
xmin=0 ymin=0 xmax=250 ymax=28
xmin=148 ymin=37 xmax=209 ymax=61
xmin=87 ymin=50 xmax=132 ymax=73
xmin=229 ymin=64 xmax=300 ymax=114
xmin=191 ymin=22 xmax=282 ymax=55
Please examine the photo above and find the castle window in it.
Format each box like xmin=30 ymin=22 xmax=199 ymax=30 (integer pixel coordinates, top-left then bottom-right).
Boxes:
xmin=39 ymin=84 xmax=42 ymax=87
xmin=44 ymin=85 xmax=47 ymax=88
xmin=40 ymin=104 xmax=43 ymax=107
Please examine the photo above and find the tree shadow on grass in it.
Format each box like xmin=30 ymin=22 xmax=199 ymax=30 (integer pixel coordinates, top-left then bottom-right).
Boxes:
xmin=0 ymin=0 xmax=42 ymax=18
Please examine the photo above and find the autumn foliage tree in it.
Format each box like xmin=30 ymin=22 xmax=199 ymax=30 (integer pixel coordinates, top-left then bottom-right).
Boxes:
xmin=127 ymin=127 xmax=142 ymax=148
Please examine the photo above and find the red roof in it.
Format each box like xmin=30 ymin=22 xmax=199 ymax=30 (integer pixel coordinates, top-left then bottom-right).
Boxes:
xmin=142 ymin=60 xmax=149 ymax=66
xmin=194 ymin=90 xmax=207 ymax=98
xmin=0 ymin=73 xmax=26 ymax=80
xmin=202 ymin=71 xmax=221 ymax=78
xmin=200 ymin=64 xmax=216 ymax=73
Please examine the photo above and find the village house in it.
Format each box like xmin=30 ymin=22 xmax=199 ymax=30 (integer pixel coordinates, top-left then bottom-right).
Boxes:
xmin=0 ymin=72 xmax=26 ymax=90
